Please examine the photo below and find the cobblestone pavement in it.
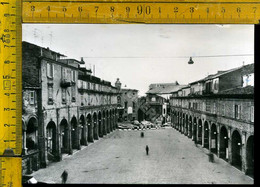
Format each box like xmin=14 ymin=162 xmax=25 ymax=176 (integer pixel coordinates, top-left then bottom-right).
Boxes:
xmin=31 ymin=127 xmax=253 ymax=184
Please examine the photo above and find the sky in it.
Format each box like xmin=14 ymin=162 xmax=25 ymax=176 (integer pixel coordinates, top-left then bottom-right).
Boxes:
xmin=22 ymin=24 xmax=254 ymax=96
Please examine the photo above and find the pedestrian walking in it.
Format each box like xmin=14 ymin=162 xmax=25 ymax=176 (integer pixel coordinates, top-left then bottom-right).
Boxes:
xmin=145 ymin=145 xmax=149 ymax=155
xmin=141 ymin=132 xmax=144 ymax=138
xmin=61 ymin=170 xmax=68 ymax=184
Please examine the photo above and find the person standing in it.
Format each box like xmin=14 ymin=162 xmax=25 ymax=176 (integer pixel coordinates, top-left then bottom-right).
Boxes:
xmin=61 ymin=170 xmax=68 ymax=184
xmin=145 ymin=145 xmax=149 ymax=155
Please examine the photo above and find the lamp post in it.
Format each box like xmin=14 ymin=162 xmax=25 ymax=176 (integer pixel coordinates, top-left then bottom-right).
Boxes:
xmin=188 ymin=57 xmax=194 ymax=64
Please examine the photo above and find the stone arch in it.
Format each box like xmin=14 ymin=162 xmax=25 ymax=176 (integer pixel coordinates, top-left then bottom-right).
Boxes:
xmin=46 ymin=121 xmax=57 ymax=161
xmin=110 ymin=110 xmax=113 ymax=132
xmin=87 ymin=114 xmax=94 ymax=142
xmin=103 ymin=111 xmax=107 ymax=135
xmin=71 ymin=116 xmax=80 ymax=150
xmin=60 ymin=119 xmax=70 ymax=154
xmin=231 ymin=130 xmax=242 ymax=170
xmin=112 ymin=109 xmax=115 ymax=130
xmin=79 ymin=115 xmax=87 ymax=146
xmin=177 ymin=112 xmax=181 ymax=130
xmin=106 ymin=110 xmax=110 ymax=133
xmin=115 ymin=108 xmax=118 ymax=128
xmin=93 ymin=112 xmax=98 ymax=140
xmin=219 ymin=125 xmax=229 ymax=160
xmin=188 ymin=116 xmax=192 ymax=138
xmin=193 ymin=117 xmax=197 ymax=142
xmin=210 ymin=123 xmax=218 ymax=154
xmin=203 ymin=121 xmax=209 ymax=149
xmin=22 ymin=120 xmax=26 ymax=153
xmin=26 ymin=117 xmax=38 ymax=151
xmin=185 ymin=115 xmax=189 ymax=136
xmin=98 ymin=111 xmax=103 ymax=137
xmin=181 ymin=113 xmax=185 ymax=133
xmin=246 ymin=135 xmax=254 ymax=178
xmin=198 ymin=119 xmax=203 ymax=145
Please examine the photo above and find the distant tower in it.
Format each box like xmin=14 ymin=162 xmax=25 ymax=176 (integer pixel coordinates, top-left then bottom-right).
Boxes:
xmin=115 ymin=78 xmax=122 ymax=89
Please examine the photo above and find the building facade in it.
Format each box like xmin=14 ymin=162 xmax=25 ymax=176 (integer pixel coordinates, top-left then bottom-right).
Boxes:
xmin=170 ymin=64 xmax=254 ymax=177
xmin=22 ymin=42 xmax=118 ymax=174
xmin=142 ymin=82 xmax=186 ymax=123
xmin=115 ymin=78 xmax=138 ymax=122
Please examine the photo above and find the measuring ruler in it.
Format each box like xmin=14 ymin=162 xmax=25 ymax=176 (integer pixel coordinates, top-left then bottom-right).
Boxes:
xmin=0 ymin=0 xmax=22 ymax=186
xmin=22 ymin=0 xmax=260 ymax=23
xmin=0 ymin=0 xmax=258 ymax=186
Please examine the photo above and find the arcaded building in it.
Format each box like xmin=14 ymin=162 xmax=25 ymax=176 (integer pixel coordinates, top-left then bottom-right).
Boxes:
xmin=169 ymin=64 xmax=254 ymax=177
xmin=22 ymin=42 xmax=118 ymax=174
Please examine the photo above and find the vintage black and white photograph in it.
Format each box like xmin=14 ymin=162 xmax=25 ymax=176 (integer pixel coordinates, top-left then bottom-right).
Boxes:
xmin=21 ymin=24 xmax=254 ymax=184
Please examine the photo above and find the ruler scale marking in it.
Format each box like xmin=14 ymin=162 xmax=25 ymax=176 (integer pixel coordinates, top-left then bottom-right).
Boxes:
xmin=22 ymin=1 xmax=260 ymax=23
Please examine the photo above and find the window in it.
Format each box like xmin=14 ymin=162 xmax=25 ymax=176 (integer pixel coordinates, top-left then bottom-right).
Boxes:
xmin=81 ymin=94 xmax=84 ymax=106
xmin=48 ymin=86 xmax=53 ymax=104
xmin=221 ymin=104 xmax=226 ymax=116
xmin=117 ymin=96 xmax=121 ymax=104
xmin=234 ymin=104 xmax=241 ymax=119
xmin=213 ymin=79 xmax=219 ymax=90
xmin=243 ymin=73 xmax=254 ymax=87
xmin=29 ymin=91 xmax=35 ymax=105
xmin=88 ymin=95 xmax=90 ymax=105
xmin=71 ymin=70 xmax=76 ymax=82
xmin=62 ymin=67 xmax=67 ymax=81
xmin=125 ymin=101 xmax=128 ymax=109
xmin=83 ymin=81 xmax=87 ymax=89
xmin=206 ymin=100 xmax=211 ymax=112
xmin=62 ymin=88 xmax=66 ymax=104
xmin=71 ymin=86 xmax=76 ymax=102
xmin=213 ymin=102 xmax=216 ymax=114
xmin=67 ymin=69 xmax=71 ymax=82
xmin=47 ymin=63 xmax=54 ymax=78
xmin=78 ymin=80 xmax=82 ymax=88
xmin=250 ymin=106 xmax=254 ymax=122
xmin=205 ymin=82 xmax=212 ymax=93
xmin=193 ymin=102 xmax=198 ymax=110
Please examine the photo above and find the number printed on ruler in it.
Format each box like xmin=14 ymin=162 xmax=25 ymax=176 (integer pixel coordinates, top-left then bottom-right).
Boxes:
xmin=22 ymin=0 xmax=260 ymax=23
xmin=0 ymin=0 xmax=22 ymax=156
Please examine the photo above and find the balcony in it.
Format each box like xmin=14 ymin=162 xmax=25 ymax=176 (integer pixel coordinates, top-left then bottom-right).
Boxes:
xmin=60 ymin=79 xmax=71 ymax=88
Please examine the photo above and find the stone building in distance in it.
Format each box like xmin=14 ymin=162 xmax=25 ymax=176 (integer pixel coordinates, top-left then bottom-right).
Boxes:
xmin=115 ymin=78 xmax=138 ymax=122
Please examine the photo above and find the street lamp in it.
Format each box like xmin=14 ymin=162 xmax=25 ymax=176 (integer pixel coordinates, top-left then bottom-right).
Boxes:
xmin=188 ymin=57 xmax=194 ymax=64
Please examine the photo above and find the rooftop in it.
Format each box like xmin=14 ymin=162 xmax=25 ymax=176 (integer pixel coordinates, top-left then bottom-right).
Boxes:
xmin=146 ymin=83 xmax=187 ymax=94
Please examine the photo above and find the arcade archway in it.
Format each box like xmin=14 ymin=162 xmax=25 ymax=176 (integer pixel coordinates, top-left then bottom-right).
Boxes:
xmin=210 ymin=123 xmax=218 ymax=154
xmin=231 ymin=130 xmax=242 ymax=170
xmin=204 ymin=121 xmax=209 ymax=149
xmin=60 ymin=119 xmax=69 ymax=154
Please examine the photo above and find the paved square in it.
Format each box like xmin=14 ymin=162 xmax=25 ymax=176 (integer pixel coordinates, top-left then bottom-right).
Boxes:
xmin=31 ymin=128 xmax=253 ymax=184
